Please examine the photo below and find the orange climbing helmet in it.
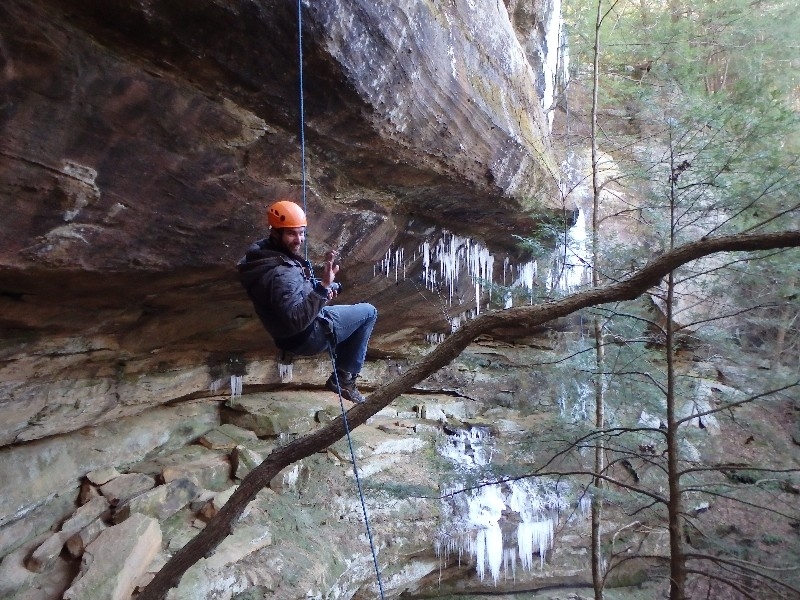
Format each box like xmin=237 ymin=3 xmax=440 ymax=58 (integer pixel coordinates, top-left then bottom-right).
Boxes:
xmin=267 ymin=200 xmax=307 ymax=229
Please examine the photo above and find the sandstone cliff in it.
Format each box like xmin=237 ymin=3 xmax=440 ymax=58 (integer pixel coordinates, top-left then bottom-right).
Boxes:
xmin=1 ymin=0 xmax=564 ymax=445
xmin=0 ymin=1 xmax=583 ymax=599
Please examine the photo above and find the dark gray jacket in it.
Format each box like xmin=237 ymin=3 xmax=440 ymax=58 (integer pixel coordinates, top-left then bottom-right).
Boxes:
xmin=238 ymin=238 xmax=329 ymax=349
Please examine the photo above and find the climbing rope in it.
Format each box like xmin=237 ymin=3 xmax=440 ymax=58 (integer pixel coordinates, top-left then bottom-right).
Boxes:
xmin=297 ymin=2 xmax=385 ymax=597
xmin=297 ymin=0 xmax=308 ymax=262
xmin=327 ymin=347 xmax=386 ymax=600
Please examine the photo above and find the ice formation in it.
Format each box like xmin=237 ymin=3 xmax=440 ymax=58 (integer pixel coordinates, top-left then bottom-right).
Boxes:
xmin=376 ymin=217 xmax=589 ymax=335
xmin=549 ymin=209 xmax=589 ymax=292
xmin=425 ymin=333 xmax=447 ymax=345
xmin=436 ymin=425 xmax=573 ymax=583
xmin=558 ymin=380 xmax=592 ymax=423
xmin=278 ymin=362 xmax=293 ymax=382
xmin=230 ymin=374 xmax=243 ymax=398
xmin=282 ymin=464 xmax=301 ymax=488
xmin=541 ymin=0 xmax=569 ymax=131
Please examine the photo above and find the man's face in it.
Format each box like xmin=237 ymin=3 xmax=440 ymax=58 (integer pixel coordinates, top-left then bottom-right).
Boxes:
xmin=279 ymin=227 xmax=305 ymax=255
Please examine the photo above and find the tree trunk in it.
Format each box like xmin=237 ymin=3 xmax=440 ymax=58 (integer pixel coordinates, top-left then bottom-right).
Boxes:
xmin=665 ymin=270 xmax=686 ymax=600
xmin=590 ymin=2 xmax=606 ymax=597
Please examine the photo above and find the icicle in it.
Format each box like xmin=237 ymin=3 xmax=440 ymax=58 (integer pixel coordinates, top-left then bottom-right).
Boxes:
xmin=475 ymin=530 xmax=486 ymax=581
xmin=425 ymin=332 xmax=446 ymax=345
xmin=278 ymin=362 xmax=293 ymax=382
xmin=515 ymin=261 xmax=537 ymax=304
xmin=436 ymin=431 xmax=583 ymax=582
xmin=422 ymin=241 xmax=431 ymax=288
xmin=282 ymin=464 xmax=301 ymax=488
xmin=209 ymin=378 xmax=224 ymax=394
xmin=374 ymin=228 xmax=562 ymax=327
xmin=394 ymin=247 xmax=403 ymax=281
xmin=517 ymin=520 xmax=554 ymax=570
xmin=230 ymin=374 xmax=243 ymax=398
xmin=549 ymin=209 xmax=589 ymax=293
xmin=485 ymin=524 xmax=503 ymax=582
xmin=504 ymin=291 xmax=513 ymax=309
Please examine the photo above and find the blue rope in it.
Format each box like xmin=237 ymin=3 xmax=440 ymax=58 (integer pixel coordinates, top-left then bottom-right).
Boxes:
xmin=328 ymin=349 xmax=387 ymax=600
xmin=297 ymin=0 xmax=308 ymax=262
xmin=297 ymin=2 xmax=384 ymax=596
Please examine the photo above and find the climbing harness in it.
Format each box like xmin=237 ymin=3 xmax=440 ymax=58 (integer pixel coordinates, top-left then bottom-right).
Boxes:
xmin=296 ymin=2 xmax=385 ymax=597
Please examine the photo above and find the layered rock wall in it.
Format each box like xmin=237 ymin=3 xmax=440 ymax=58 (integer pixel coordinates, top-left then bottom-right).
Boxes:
xmin=0 ymin=1 xmax=574 ymax=597
xmin=1 ymin=0 xmax=563 ymax=445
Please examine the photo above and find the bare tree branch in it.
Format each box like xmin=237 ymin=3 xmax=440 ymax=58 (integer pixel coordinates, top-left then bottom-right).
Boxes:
xmin=675 ymin=379 xmax=800 ymax=427
xmin=139 ymin=230 xmax=800 ymax=600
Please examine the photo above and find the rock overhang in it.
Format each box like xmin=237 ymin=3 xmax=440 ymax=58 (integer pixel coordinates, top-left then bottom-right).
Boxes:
xmin=0 ymin=0 xmax=566 ymax=444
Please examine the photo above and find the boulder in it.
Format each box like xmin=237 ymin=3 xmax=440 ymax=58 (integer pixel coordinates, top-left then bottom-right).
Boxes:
xmin=222 ymin=392 xmax=335 ymax=436
xmin=99 ymin=473 xmax=156 ymax=506
xmin=0 ymin=535 xmax=75 ymax=600
xmin=63 ymin=513 xmax=162 ymax=600
xmin=161 ymin=452 xmax=232 ymax=492
xmin=25 ymin=496 xmax=109 ymax=572
xmin=85 ymin=467 xmax=121 ymax=486
xmin=0 ymin=489 xmax=77 ymax=561
xmin=197 ymin=486 xmax=239 ymax=522
xmin=197 ymin=424 xmax=260 ymax=451
xmin=0 ymin=403 xmax=218 ymax=541
xmin=231 ymin=445 xmax=265 ymax=480
xmin=64 ymin=517 xmax=109 ymax=559
xmin=114 ymin=478 xmax=201 ymax=523
xmin=168 ymin=524 xmax=272 ymax=600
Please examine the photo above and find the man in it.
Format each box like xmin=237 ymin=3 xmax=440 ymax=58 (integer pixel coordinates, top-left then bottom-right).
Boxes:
xmin=238 ymin=200 xmax=377 ymax=403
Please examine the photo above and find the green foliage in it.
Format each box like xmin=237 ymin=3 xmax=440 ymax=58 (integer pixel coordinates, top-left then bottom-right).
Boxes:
xmin=761 ymin=533 xmax=784 ymax=546
xmin=561 ymin=0 xmax=800 ymax=364
xmin=545 ymin=1 xmax=800 ymax=597
xmin=514 ymin=222 xmax=569 ymax=258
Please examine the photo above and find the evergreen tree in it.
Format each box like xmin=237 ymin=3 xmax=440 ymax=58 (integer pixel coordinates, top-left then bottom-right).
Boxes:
xmin=555 ymin=0 xmax=800 ymax=597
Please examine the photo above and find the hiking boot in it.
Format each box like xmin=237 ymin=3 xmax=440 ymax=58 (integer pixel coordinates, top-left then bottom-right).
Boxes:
xmin=326 ymin=370 xmax=366 ymax=404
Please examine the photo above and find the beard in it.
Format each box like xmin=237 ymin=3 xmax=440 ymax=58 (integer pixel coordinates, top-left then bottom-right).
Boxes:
xmin=270 ymin=233 xmax=302 ymax=258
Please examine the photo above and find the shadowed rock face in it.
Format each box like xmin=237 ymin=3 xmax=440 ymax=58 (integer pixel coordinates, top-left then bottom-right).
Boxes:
xmin=0 ymin=0 xmax=563 ymax=444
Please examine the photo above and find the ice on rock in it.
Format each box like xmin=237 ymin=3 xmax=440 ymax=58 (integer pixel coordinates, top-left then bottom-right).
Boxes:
xmin=436 ymin=427 xmax=577 ymax=584
xmin=425 ymin=333 xmax=447 ymax=345
xmin=517 ymin=520 xmax=555 ymax=570
xmin=514 ymin=261 xmax=538 ymax=305
xmin=230 ymin=374 xmax=243 ymax=398
xmin=548 ymin=209 xmax=589 ymax=293
xmin=376 ymin=219 xmax=589 ymax=331
xmin=209 ymin=378 xmax=224 ymax=394
xmin=278 ymin=362 xmax=293 ymax=382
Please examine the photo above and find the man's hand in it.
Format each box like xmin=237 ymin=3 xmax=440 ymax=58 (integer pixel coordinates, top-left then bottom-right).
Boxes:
xmin=321 ymin=250 xmax=340 ymax=289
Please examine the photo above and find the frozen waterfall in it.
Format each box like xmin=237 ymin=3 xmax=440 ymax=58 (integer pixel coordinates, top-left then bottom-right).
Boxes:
xmin=435 ymin=425 xmax=575 ymax=583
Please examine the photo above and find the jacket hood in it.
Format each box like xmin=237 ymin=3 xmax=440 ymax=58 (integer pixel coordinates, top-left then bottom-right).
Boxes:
xmin=236 ymin=237 xmax=326 ymax=346
xmin=237 ymin=238 xmax=294 ymax=290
